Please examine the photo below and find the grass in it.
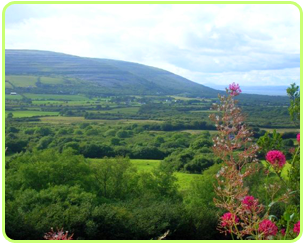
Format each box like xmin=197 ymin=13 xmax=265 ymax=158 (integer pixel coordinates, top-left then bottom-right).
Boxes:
xmin=5 ymin=94 xmax=23 ymax=100
xmin=87 ymin=158 xmax=160 ymax=171
xmin=181 ymin=130 xmax=217 ymax=135
xmin=131 ymin=159 xmax=201 ymax=191
xmin=109 ymin=107 xmax=140 ymax=114
xmin=170 ymin=96 xmax=211 ymax=101
xmin=86 ymin=107 xmax=140 ymax=115
xmin=5 ymin=82 xmax=13 ymax=88
xmin=174 ymin=172 xmax=201 ymax=191
xmin=6 ymin=75 xmax=38 ymax=87
xmin=5 ymin=110 xmax=59 ymax=118
xmin=130 ymin=159 xmax=160 ymax=171
xmin=23 ymin=93 xmax=89 ymax=101
xmin=260 ymin=128 xmax=299 ymax=133
xmin=32 ymin=100 xmax=95 ymax=105
xmin=87 ymin=158 xmax=198 ymax=191
xmin=39 ymin=116 xmax=163 ymax=124
xmin=40 ymin=76 xmax=64 ymax=84
xmin=190 ymin=110 xmax=216 ymax=113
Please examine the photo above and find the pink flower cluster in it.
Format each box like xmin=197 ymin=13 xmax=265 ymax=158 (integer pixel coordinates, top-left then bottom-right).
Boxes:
xmin=242 ymin=195 xmax=258 ymax=210
xmin=297 ymin=133 xmax=300 ymax=144
xmin=221 ymin=212 xmax=239 ymax=227
xmin=229 ymin=82 xmax=242 ymax=96
xmin=258 ymin=219 xmax=278 ymax=237
xmin=44 ymin=228 xmax=73 ymax=240
xmin=293 ymin=221 xmax=300 ymax=236
xmin=266 ymin=150 xmax=286 ymax=168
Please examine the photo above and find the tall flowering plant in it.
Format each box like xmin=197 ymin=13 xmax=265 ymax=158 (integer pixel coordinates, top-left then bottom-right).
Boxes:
xmin=209 ymin=83 xmax=298 ymax=240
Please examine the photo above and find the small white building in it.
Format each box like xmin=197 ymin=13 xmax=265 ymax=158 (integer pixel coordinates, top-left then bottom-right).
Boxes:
xmin=10 ymin=92 xmax=17 ymax=95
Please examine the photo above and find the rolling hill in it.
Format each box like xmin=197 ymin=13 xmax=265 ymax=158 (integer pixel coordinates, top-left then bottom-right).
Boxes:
xmin=5 ymin=49 xmax=219 ymax=97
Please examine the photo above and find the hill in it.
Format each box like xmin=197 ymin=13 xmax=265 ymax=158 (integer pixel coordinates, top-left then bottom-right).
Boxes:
xmin=5 ymin=49 xmax=219 ymax=97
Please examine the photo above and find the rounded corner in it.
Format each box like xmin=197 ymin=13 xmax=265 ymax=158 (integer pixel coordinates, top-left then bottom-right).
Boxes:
xmin=2 ymin=1 xmax=18 ymax=20
xmin=2 ymin=227 xmax=16 ymax=243
xmin=288 ymin=1 xmax=303 ymax=16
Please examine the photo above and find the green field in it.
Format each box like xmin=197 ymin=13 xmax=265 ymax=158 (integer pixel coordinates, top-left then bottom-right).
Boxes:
xmin=109 ymin=107 xmax=140 ymax=114
xmin=6 ymin=110 xmax=59 ymax=118
xmin=171 ymin=96 xmax=211 ymax=101
xmin=23 ymin=93 xmax=89 ymax=101
xmin=174 ymin=172 xmax=201 ymax=191
xmin=89 ymin=158 xmax=200 ymax=191
xmin=181 ymin=129 xmax=217 ymax=135
xmin=129 ymin=159 xmax=160 ymax=171
xmin=40 ymin=76 xmax=65 ymax=84
xmin=6 ymin=75 xmax=38 ymax=87
xmin=5 ymin=94 xmax=23 ymax=100
xmin=39 ymin=116 xmax=163 ymax=124
xmin=5 ymin=81 xmax=13 ymax=88
xmin=260 ymin=128 xmax=299 ymax=134
xmin=190 ymin=110 xmax=213 ymax=113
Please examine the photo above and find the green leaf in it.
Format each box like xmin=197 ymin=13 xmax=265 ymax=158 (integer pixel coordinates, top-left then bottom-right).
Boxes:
xmin=268 ymin=201 xmax=276 ymax=208
xmin=268 ymin=215 xmax=278 ymax=221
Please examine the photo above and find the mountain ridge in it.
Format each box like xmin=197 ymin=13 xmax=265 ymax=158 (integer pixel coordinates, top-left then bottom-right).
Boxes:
xmin=5 ymin=49 xmax=219 ymax=97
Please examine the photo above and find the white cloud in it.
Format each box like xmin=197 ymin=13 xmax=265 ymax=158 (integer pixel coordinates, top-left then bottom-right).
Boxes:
xmin=5 ymin=3 xmax=300 ymax=86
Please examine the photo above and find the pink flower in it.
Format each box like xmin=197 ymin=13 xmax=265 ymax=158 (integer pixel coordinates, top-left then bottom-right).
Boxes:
xmin=297 ymin=133 xmax=300 ymax=144
xmin=229 ymin=82 xmax=242 ymax=96
xmin=266 ymin=150 xmax=286 ymax=168
xmin=221 ymin=212 xmax=239 ymax=227
xmin=281 ymin=228 xmax=286 ymax=236
xmin=258 ymin=219 xmax=278 ymax=237
xmin=242 ymin=196 xmax=257 ymax=209
xmin=293 ymin=221 xmax=300 ymax=235
xmin=44 ymin=228 xmax=73 ymax=240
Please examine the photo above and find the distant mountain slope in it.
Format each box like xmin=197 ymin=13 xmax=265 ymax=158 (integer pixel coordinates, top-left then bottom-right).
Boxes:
xmin=5 ymin=49 xmax=219 ymax=97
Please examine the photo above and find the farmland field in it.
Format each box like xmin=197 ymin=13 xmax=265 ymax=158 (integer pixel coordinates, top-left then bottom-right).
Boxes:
xmin=5 ymin=110 xmax=59 ymax=118
xmin=6 ymin=75 xmax=38 ymax=87
xmin=40 ymin=76 xmax=65 ymax=84
xmin=23 ymin=93 xmax=90 ymax=101
xmin=5 ymin=94 xmax=23 ymax=100
xmin=39 ymin=116 xmax=163 ymax=124
xmin=260 ymin=128 xmax=299 ymax=133
xmin=5 ymin=81 xmax=14 ymax=88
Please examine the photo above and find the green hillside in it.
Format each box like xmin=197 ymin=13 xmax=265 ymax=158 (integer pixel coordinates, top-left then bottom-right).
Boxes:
xmin=5 ymin=49 xmax=219 ymax=97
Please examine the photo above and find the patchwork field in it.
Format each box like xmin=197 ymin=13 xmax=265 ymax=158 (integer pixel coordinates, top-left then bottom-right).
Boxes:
xmin=260 ymin=128 xmax=300 ymax=134
xmin=5 ymin=110 xmax=59 ymax=118
xmin=5 ymin=94 xmax=23 ymax=100
xmin=23 ymin=93 xmax=89 ymax=101
xmin=39 ymin=116 xmax=163 ymax=124
xmin=40 ymin=76 xmax=65 ymax=84
xmin=6 ymin=75 xmax=38 ymax=87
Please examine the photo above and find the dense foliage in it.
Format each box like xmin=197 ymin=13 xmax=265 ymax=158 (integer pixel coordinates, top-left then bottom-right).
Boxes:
xmin=5 ymin=82 xmax=299 ymax=240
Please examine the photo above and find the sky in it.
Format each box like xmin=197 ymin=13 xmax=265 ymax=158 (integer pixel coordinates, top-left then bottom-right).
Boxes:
xmin=5 ymin=4 xmax=300 ymax=88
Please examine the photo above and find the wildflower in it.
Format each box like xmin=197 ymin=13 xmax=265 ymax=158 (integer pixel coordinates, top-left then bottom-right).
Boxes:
xmin=229 ymin=82 xmax=242 ymax=96
xmin=242 ymin=195 xmax=257 ymax=209
xmin=297 ymin=133 xmax=300 ymax=144
xmin=289 ymin=147 xmax=296 ymax=155
xmin=293 ymin=221 xmax=300 ymax=235
xmin=258 ymin=219 xmax=278 ymax=237
xmin=44 ymin=228 xmax=73 ymax=240
xmin=281 ymin=228 xmax=286 ymax=236
xmin=221 ymin=212 xmax=239 ymax=227
xmin=266 ymin=150 xmax=286 ymax=168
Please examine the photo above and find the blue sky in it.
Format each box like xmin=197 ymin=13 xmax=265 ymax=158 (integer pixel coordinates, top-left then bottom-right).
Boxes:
xmin=5 ymin=4 xmax=300 ymax=87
